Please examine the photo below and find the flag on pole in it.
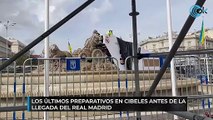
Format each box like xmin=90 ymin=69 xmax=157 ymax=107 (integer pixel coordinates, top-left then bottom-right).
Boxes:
xmin=199 ymin=19 xmax=206 ymax=45
xmin=68 ymin=42 xmax=72 ymax=53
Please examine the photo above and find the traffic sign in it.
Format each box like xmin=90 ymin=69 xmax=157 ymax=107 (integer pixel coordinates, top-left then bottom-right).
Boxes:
xmin=66 ymin=59 xmax=81 ymax=71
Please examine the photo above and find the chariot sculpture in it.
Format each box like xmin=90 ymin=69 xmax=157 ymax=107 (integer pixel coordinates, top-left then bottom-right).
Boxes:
xmin=72 ymin=30 xmax=110 ymax=58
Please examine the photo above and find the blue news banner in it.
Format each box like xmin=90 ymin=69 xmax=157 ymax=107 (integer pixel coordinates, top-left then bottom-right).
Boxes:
xmin=27 ymin=97 xmax=187 ymax=111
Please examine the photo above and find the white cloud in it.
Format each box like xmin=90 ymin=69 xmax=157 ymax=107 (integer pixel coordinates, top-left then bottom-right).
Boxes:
xmin=36 ymin=1 xmax=77 ymax=26
xmin=27 ymin=0 xmax=76 ymax=25
xmin=86 ymin=0 xmax=113 ymax=24
xmin=50 ymin=6 xmax=55 ymax=13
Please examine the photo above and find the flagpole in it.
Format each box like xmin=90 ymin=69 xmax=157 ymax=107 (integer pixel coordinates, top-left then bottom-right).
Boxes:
xmin=44 ymin=0 xmax=49 ymax=120
xmin=166 ymin=0 xmax=178 ymax=119
xmin=204 ymin=36 xmax=210 ymax=82
xmin=201 ymin=16 xmax=210 ymax=82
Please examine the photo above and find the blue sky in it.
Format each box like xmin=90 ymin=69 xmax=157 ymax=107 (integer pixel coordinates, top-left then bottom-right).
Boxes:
xmin=0 ymin=0 xmax=213 ymax=55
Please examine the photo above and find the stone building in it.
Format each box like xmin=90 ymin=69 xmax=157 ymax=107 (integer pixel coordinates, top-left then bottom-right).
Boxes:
xmin=9 ymin=38 xmax=27 ymax=54
xmin=140 ymin=29 xmax=213 ymax=52
xmin=0 ymin=36 xmax=12 ymax=58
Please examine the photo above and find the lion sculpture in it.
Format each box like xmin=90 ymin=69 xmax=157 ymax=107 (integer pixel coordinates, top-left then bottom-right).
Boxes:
xmin=41 ymin=44 xmax=72 ymax=71
xmin=47 ymin=44 xmax=72 ymax=58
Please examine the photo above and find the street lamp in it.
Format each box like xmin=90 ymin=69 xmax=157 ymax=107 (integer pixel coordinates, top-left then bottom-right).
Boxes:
xmin=0 ymin=20 xmax=16 ymax=38
xmin=0 ymin=20 xmax=16 ymax=58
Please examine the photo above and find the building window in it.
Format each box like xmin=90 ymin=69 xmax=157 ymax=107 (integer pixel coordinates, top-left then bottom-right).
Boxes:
xmin=208 ymin=43 xmax=210 ymax=48
xmin=153 ymin=44 xmax=156 ymax=49
xmin=187 ymin=41 xmax=191 ymax=46
xmin=161 ymin=41 xmax=164 ymax=47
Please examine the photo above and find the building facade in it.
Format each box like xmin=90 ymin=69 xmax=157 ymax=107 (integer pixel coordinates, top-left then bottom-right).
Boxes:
xmin=0 ymin=36 xmax=12 ymax=58
xmin=9 ymin=38 xmax=26 ymax=54
xmin=140 ymin=29 xmax=213 ymax=53
xmin=140 ymin=29 xmax=213 ymax=81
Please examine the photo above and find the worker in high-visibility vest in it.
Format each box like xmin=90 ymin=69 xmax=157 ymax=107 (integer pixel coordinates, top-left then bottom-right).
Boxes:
xmin=107 ymin=30 xmax=113 ymax=36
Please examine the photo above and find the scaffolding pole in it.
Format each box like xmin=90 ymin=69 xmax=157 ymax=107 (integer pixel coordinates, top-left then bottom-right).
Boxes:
xmin=146 ymin=0 xmax=208 ymax=119
xmin=129 ymin=0 xmax=141 ymax=119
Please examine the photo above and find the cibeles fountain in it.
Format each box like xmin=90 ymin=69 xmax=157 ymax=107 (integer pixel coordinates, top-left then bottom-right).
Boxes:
xmin=38 ymin=30 xmax=118 ymax=72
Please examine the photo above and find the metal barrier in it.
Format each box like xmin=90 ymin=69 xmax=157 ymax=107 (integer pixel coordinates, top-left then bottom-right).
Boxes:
xmin=0 ymin=58 xmax=17 ymax=120
xmin=174 ymin=55 xmax=213 ymax=118
xmin=0 ymin=55 xmax=212 ymax=120
xmin=125 ymin=56 xmax=174 ymax=119
xmin=0 ymin=57 xmax=139 ymax=120
xmin=127 ymin=54 xmax=213 ymax=119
